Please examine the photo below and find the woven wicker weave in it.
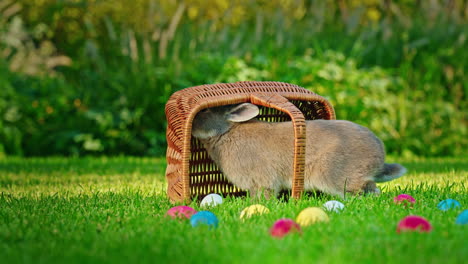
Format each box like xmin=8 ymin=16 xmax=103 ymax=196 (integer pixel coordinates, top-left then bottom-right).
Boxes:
xmin=165 ymin=81 xmax=335 ymax=202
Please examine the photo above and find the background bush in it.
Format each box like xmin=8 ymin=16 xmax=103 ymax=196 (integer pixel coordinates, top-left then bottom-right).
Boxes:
xmin=0 ymin=0 xmax=466 ymax=157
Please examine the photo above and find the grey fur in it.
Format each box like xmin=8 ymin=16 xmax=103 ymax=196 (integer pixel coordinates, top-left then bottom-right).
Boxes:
xmin=191 ymin=103 xmax=406 ymax=198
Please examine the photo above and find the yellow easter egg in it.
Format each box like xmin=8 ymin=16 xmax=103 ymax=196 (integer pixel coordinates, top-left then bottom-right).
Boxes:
xmin=240 ymin=204 xmax=270 ymax=219
xmin=296 ymin=207 xmax=329 ymax=227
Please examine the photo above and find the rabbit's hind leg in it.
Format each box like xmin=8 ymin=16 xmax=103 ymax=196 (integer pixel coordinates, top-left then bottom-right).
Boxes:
xmin=362 ymin=181 xmax=381 ymax=195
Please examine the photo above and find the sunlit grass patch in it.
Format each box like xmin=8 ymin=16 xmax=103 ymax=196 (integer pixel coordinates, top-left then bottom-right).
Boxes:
xmin=0 ymin=157 xmax=466 ymax=264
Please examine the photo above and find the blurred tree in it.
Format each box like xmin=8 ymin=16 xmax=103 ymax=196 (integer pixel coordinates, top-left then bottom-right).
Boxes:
xmin=1 ymin=0 xmax=466 ymax=156
xmin=14 ymin=0 xmax=467 ymax=58
xmin=1 ymin=0 xmax=70 ymax=76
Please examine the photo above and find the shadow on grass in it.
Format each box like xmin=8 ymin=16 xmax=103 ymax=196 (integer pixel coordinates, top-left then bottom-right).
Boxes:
xmin=401 ymin=158 xmax=468 ymax=174
xmin=0 ymin=157 xmax=167 ymax=176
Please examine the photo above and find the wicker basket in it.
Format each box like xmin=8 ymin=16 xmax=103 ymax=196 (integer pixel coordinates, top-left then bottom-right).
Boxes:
xmin=165 ymin=81 xmax=335 ymax=202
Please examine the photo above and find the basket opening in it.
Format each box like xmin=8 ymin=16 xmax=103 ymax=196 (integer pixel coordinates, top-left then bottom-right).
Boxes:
xmin=188 ymin=101 xmax=330 ymax=200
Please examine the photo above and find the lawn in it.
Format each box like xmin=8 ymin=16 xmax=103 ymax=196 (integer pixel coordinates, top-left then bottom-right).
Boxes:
xmin=0 ymin=157 xmax=466 ymax=264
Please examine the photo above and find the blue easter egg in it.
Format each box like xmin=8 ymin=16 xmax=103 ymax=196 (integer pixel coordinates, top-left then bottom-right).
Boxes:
xmin=437 ymin=199 xmax=461 ymax=211
xmin=190 ymin=211 xmax=219 ymax=229
xmin=456 ymin=210 xmax=468 ymax=225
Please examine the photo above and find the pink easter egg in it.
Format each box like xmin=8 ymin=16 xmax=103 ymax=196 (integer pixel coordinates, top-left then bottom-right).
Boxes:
xmin=394 ymin=194 xmax=416 ymax=207
xmin=397 ymin=215 xmax=432 ymax=233
xmin=270 ymin=219 xmax=302 ymax=238
xmin=166 ymin=206 xmax=197 ymax=220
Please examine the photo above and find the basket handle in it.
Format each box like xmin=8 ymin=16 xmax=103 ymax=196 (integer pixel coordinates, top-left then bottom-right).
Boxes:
xmin=250 ymin=93 xmax=306 ymax=199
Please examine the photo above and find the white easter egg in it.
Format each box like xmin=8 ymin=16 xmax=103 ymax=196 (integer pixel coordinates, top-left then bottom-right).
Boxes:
xmin=200 ymin=193 xmax=223 ymax=207
xmin=323 ymin=200 xmax=345 ymax=212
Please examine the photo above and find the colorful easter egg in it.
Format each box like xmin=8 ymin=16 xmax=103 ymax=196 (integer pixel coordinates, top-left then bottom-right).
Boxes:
xmin=397 ymin=215 xmax=432 ymax=233
xmin=296 ymin=207 xmax=329 ymax=227
xmin=190 ymin=211 xmax=219 ymax=229
xmin=166 ymin=206 xmax=197 ymax=220
xmin=240 ymin=204 xmax=270 ymax=219
xmin=200 ymin=194 xmax=223 ymax=207
xmin=270 ymin=219 xmax=302 ymax=238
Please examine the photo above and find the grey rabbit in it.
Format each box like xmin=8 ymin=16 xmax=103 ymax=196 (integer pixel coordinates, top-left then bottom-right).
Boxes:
xmin=191 ymin=103 xmax=406 ymax=198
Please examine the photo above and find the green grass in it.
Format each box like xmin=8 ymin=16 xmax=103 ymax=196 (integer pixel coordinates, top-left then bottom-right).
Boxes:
xmin=0 ymin=157 xmax=467 ymax=264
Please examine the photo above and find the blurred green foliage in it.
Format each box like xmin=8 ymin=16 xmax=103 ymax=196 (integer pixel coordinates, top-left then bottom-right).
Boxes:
xmin=0 ymin=0 xmax=466 ymax=157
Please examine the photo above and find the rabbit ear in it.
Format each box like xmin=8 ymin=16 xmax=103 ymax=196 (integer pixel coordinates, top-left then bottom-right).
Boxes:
xmin=227 ymin=103 xmax=259 ymax=122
